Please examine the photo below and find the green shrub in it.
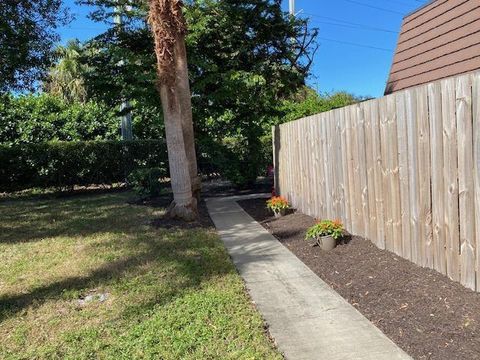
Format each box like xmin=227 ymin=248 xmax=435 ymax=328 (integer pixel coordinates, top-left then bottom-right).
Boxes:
xmin=276 ymin=90 xmax=364 ymax=124
xmin=0 ymin=140 xmax=167 ymax=192
xmin=197 ymin=136 xmax=268 ymax=188
xmin=128 ymin=167 xmax=167 ymax=198
xmin=0 ymin=93 xmax=119 ymax=146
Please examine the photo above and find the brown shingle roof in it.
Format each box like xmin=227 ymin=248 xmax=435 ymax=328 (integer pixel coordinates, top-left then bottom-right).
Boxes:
xmin=385 ymin=0 xmax=480 ymax=94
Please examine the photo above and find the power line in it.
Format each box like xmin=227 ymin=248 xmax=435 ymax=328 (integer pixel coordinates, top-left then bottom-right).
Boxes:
xmin=382 ymin=0 xmax=414 ymax=7
xmin=317 ymin=36 xmax=394 ymax=52
xmin=340 ymin=0 xmax=404 ymax=15
xmin=308 ymin=19 xmax=398 ymax=34
xmin=386 ymin=0 xmax=425 ymax=6
xmin=303 ymin=12 xmax=399 ymax=34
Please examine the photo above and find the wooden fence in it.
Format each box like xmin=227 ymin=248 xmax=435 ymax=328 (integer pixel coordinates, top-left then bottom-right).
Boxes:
xmin=273 ymin=71 xmax=480 ymax=291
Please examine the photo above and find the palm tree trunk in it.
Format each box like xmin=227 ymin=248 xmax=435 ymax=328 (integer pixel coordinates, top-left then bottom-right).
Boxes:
xmin=148 ymin=0 xmax=198 ymax=221
xmin=174 ymin=37 xmax=201 ymax=199
xmin=159 ymin=81 xmax=197 ymax=221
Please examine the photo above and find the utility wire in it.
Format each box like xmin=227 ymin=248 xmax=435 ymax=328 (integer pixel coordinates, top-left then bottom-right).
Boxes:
xmin=384 ymin=0 xmax=417 ymax=7
xmin=317 ymin=36 xmax=394 ymax=52
xmin=386 ymin=0 xmax=426 ymax=7
xmin=340 ymin=0 xmax=404 ymax=15
xmin=308 ymin=19 xmax=398 ymax=34
xmin=309 ymin=19 xmax=395 ymax=33
xmin=303 ymin=12 xmax=399 ymax=33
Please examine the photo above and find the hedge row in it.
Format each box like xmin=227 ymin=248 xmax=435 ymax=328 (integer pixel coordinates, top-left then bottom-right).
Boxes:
xmin=0 ymin=140 xmax=168 ymax=191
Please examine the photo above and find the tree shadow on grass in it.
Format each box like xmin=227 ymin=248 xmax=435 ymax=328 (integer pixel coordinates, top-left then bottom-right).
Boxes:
xmin=0 ymin=190 xmax=275 ymax=330
xmin=0 ymin=190 xmax=238 ymax=324
xmin=0 ymin=186 xmax=128 ymax=203
xmin=0 ymin=194 xmax=142 ymax=244
xmin=0 ymin=229 xmax=233 ymax=324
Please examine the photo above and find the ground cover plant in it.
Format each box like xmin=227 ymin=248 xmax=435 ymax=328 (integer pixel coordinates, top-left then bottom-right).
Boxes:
xmin=0 ymin=191 xmax=281 ymax=359
xmin=239 ymin=198 xmax=480 ymax=360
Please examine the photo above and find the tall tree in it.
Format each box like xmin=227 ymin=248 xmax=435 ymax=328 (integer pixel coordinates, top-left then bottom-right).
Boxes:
xmin=0 ymin=0 xmax=70 ymax=92
xmin=43 ymin=40 xmax=89 ymax=103
xmin=148 ymin=0 xmax=199 ymax=220
xmin=185 ymin=0 xmax=318 ymax=186
xmin=76 ymin=0 xmax=318 ymax=185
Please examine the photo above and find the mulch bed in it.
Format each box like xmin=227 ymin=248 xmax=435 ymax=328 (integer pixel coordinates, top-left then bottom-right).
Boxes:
xmin=238 ymin=198 xmax=480 ymax=360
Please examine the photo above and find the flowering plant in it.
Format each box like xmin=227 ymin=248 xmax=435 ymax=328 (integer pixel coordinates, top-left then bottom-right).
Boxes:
xmin=266 ymin=196 xmax=289 ymax=214
xmin=305 ymin=219 xmax=344 ymax=240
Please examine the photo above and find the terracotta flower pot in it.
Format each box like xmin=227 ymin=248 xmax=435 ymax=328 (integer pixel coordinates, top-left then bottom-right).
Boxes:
xmin=318 ymin=235 xmax=336 ymax=251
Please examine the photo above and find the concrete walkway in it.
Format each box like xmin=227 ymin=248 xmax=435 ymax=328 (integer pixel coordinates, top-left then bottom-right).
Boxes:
xmin=206 ymin=195 xmax=411 ymax=360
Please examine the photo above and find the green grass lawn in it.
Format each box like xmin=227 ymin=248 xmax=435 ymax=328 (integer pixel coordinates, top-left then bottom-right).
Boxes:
xmin=0 ymin=191 xmax=281 ymax=359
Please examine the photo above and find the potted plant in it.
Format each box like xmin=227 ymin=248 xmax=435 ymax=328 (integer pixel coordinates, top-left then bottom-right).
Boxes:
xmin=266 ymin=196 xmax=290 ymax=218
xmin=305 ymin=220 xmax=344 ymax=250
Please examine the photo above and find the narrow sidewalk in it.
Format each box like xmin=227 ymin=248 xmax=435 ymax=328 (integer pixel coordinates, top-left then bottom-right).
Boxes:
xmin=206 ymin=195 xmax=411 ymax=360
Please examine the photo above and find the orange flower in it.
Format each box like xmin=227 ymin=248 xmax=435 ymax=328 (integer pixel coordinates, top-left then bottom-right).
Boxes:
xmin=266 ymin=196 xmax=290 ymax=212
xmin=333 ymin=219 xmax=343 ymax=227
xmin=305 ymin=219 xmax=344 ymax=241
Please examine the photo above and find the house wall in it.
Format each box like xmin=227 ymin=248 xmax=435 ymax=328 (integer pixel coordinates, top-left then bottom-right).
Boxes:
xmin=385 ymin=0 xmax=480 ymax=94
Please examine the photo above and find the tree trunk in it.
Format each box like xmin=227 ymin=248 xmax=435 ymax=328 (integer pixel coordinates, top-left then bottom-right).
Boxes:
xmin=159 ymin=82 xmax=198 ymax=221
xmin=174 ymin=37 xmax=201 ymax=199
xmin=148 ymin=0 xmax=198 ymax=221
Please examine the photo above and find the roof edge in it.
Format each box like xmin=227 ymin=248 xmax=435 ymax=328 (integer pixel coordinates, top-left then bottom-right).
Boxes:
xmin=403 ymin=0 xmax=437 ymax=19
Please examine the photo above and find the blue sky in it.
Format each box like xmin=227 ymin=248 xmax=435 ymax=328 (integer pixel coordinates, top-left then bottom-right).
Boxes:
xmin=58 ymin=0 xmax=430 ymax=98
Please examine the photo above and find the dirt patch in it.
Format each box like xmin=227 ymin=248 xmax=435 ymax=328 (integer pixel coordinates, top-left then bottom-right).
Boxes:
xmin=138 ymin=195 xmax=214 ymax=229
xmin=201 ymin=178 xmax=273 ymax=198
xmin=139 ymin=178 xmax=273 ymax=230
xmin=238 ymin=198 xmax=480 ymax=360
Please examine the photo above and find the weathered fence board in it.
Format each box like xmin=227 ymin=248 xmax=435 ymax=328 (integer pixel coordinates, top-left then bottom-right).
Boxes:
xmin=457 ymin=75 xmax=475 ymax=290
xmin=388 ymin=95 xmax=402 ymax=257
xmin=357 ymin=104 xmax=370 ymax=239
xmin=274 ymin=71 xmax=480 ymax=292
xmin=345 ymin=107 xmax=357 ymax=234
xmin=396 ymin=92 xmax=411 ymax=261
xmin=364 ymin=101 xmax=377 ymax=246
xmin=406 ymin=88 xmax=421 ymax=265
xmin=379 ymin=97 xmax=393 ymax=251
xmin=473 ymin=73 xmax=480 ymax=291
xmin=370 ymin=99 xmax=386 ymax=250
xmin=442 ymin=77 xmax=460 ymax=282
xmin=428 ymin=81 xmax=446 ymax=275
xmin=339 ymin=108 xmax=351 ymax=229
xmin=417 ymin=86 xmax=432 ymax=269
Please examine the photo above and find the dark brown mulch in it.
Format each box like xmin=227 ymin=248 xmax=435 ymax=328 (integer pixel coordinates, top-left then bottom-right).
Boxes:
xmin=238 ymin=198 xmax=480 ymax=360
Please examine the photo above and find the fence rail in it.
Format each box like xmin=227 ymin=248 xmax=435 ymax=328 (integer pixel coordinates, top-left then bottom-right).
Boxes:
xmin=273 ymin=71 xmax=480 ymax=291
